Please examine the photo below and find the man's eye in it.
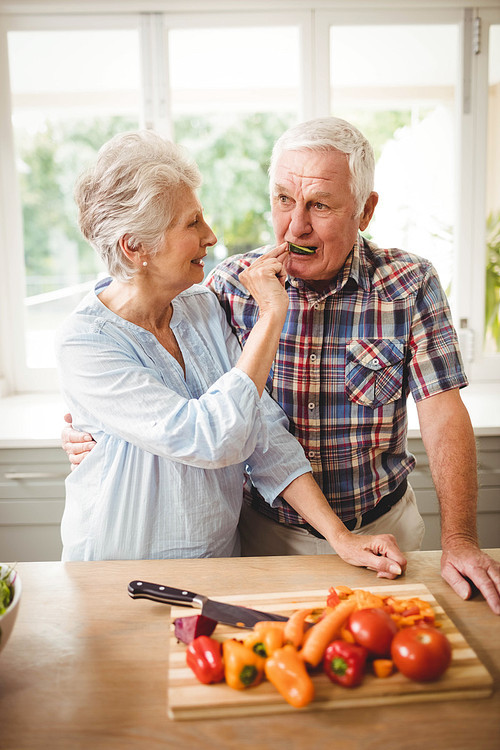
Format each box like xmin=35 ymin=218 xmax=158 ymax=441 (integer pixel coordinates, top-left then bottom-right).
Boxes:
xmin=278 ymin=194 xmax=291 ymax=204
xmin=314 ymin=202 xmax=328 ymax=210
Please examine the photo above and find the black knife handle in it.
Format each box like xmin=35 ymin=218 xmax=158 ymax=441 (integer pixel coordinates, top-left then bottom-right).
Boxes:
xmin=128 ymin=580 xmax=203 ymax=607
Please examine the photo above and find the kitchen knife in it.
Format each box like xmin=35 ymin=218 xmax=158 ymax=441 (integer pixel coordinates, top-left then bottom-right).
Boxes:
xmin=128 ymin=580 xmax=288 ymax=628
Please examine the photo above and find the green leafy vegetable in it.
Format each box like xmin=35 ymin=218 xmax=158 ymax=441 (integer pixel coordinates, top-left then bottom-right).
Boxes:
xmin=0 ymin=568 xmax=14 ymax=615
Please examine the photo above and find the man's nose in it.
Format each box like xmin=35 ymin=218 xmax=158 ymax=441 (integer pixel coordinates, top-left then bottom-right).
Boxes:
xmin=289 ymin=205 xmax=312 ymax=237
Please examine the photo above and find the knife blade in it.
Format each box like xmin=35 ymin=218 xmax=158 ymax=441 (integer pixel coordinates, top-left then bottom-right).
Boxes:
xmin=128 ymin=580 xmax=288 ymax=628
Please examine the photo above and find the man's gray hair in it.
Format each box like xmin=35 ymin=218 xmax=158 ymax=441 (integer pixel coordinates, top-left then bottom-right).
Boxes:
xmin=269 ymin=117 xmax=375 ymax=216
xmin=75 ymin=130 xmax=202 ymax=281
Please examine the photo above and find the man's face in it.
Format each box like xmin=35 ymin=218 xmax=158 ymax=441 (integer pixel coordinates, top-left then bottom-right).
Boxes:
xmin=271 ymin=148 xmax=377 ymax=289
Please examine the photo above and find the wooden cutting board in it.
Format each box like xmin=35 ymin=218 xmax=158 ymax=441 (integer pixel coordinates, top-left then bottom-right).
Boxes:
xmin=167 ymin=582 xmax=493 ymax=720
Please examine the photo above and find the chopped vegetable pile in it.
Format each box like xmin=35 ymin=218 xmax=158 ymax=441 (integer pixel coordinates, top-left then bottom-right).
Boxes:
xmin=174 ymin=586 xmax=453 ymax=709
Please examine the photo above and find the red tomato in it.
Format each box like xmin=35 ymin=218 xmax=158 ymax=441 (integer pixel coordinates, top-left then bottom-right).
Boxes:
xmin=391 ymin=624 xmax=452 ymax=682
xmin=347 ymin=608 xmax=398 ymax=657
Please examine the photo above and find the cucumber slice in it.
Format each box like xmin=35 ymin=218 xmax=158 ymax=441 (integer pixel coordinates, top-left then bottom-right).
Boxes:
xmin=288 ymin=243 xmax=317 ymax=255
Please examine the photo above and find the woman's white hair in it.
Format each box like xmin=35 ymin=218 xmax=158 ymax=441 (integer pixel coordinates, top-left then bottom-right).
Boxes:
xmin=75 ymin=130 xmax=202 ymax=281
xmin=269 ymin=117 xmax=375 ymax=217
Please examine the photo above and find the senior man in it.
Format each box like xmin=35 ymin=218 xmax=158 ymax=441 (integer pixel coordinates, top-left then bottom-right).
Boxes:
xmin=63 ymin=117 xmax=500 ymax=613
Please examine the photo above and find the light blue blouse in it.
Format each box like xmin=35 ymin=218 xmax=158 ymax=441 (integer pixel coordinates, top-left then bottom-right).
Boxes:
xmin=55 ymin=278 xmax=311 ymax=561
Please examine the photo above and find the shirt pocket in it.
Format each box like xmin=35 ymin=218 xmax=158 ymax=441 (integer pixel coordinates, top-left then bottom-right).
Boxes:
xmin=345 ymin=338 xmax=405 ymax=408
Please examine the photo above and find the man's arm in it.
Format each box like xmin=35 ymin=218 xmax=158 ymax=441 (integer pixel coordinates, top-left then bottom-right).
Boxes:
xmin=416 ymin=388 xmax=500 ymax=614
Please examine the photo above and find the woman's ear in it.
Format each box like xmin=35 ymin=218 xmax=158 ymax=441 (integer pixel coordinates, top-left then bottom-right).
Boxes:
xmin=119 ymin=235 xmax=142 ymax=265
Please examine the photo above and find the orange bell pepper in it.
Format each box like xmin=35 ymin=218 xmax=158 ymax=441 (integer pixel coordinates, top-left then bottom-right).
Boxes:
xmin=265 ymin=645 xmax=315 ymax=708
xmin=222 ymin=639 xmax=265 ymax=690
xmin=244 ymin=622 xmax=284 ymax=657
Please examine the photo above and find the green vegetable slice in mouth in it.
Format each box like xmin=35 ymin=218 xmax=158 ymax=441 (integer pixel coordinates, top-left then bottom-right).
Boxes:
xmin=288 ymin=243 xmax=317 ymax=255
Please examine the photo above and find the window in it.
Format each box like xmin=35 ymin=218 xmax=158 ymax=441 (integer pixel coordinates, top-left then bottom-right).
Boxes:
xmin=0 ymin=2 xmax=499 ymax=392
xmin=328 ymin=23 xmax=458 ymax=297
xmin=166 ymin=21 xmax=303 ymax=276
xmin=314 ymin=5 xmax=500 ymax=380
xmin=1 ymin=16 xmax=142 ymax=390
xmin=9 ymin=26 xmax=141 ymax=372
xmin=485 ymin=21 xmax=500 ymax=355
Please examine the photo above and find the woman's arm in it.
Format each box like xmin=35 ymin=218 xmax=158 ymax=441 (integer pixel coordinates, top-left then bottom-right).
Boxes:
xmin=281 ymin=472 xmax=407 ymax=579
xmin=60 ymin=246 xmax=290 ymax=466
xmin=233 ymin=244 xmax=288 ymax=396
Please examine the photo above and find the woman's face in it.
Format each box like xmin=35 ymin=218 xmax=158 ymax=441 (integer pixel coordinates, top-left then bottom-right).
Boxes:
xmin=149 ymin=186 xmax=217 ymax=294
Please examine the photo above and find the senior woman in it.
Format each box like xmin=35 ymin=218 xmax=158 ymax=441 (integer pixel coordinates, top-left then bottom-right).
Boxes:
xmin=56 ymin=130 xmax=405 ymax=576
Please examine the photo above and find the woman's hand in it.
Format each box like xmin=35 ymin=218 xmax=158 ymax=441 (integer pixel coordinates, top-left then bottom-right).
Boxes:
xmin=239 ymin=244 xmax=289 ymax=318
xmin=332 ymin=528 xmax=408 ymax=580
xmin=280 ymin=473 xmax=407 ymax=579
xmin=234 ymin=244 xmax=290 ymax=396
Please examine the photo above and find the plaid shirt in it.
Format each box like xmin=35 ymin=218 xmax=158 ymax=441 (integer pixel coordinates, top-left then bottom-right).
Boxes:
xmin=206 ymin=236 xmax=468 ymax=526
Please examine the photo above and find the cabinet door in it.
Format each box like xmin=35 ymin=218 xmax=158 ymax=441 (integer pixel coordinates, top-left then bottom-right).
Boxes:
xmin=408 ymin=436 xmax=500 ymax=550
xmin=0 ymin=448 xmax=69 ymax=561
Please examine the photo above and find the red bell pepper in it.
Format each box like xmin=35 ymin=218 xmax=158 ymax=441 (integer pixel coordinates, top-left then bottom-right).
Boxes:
xmin=186 ymin=635 xmax=224 ymax=684
xmin=323 ymin=640 xmax=368 ymax=687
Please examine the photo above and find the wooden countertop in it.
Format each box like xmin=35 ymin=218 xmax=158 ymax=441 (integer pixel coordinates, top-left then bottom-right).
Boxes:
xmin=1 ymin=551 xmax=499 ymax=750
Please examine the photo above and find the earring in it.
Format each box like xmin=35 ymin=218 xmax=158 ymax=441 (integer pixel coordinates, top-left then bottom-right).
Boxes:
xmin=142 ymin=261 xmax=148 ymax=267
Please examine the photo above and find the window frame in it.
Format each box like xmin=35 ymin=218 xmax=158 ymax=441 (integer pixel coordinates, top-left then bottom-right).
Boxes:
xmin=0 ymin=2 xmax=499 ymax=393
xmin=464 ymin=8 xmax=500 ymax=382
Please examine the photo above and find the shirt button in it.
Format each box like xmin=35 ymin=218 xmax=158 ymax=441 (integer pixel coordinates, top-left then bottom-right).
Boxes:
xmin=310 ymin=353 xmax=317 ymax=361
xmin=308 ymin=402 xmax=315 ymax=410
xmin=308 ymin=451 xmax=315 ymax=459
xmin=372 ymin=357 xmax=380 ymax=367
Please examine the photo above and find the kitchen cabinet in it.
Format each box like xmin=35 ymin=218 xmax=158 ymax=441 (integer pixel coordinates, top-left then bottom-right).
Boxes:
xmin=0 ymin=447 xmax=68 ymax=561
xmin=408 ymin=435 xmax=500 ymax=550
xmin=0 ymin=437 xmax=499 ymax=562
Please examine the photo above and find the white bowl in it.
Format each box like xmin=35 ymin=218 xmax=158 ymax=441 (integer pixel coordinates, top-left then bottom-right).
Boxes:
xmin=0 ymin=564 xmax=22 ymax=655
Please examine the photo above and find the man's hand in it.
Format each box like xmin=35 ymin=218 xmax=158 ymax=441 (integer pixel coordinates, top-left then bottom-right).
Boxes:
xmin=441 ymin=540 xmax=500 ymax=615
xmin=61 ymin=413 xmax=96 ymax=470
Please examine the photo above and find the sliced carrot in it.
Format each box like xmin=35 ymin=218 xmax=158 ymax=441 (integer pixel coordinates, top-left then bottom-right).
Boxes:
xmin=373 ymin=659 xmax=394 ymax=678
xmin=352 ymin=588 xmax=385 ymax=610
xmin=299 ymin=599 xmax=356 ymax=667
xmin=334 ymin=585 xmax=354 ymax=599
xmin=283 ymin=608 xmax=313 ymax=649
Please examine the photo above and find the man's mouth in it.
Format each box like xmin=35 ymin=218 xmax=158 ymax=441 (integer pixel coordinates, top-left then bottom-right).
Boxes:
xmin=288 ymin=243 xmax=317 ymax=256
